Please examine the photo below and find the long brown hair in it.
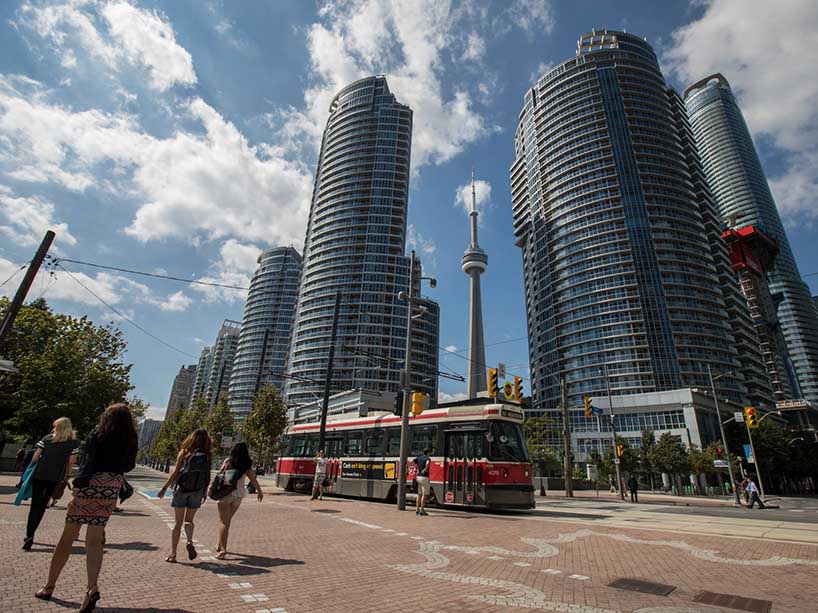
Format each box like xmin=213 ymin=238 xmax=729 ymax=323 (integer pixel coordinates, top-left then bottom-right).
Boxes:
xmin=181 ymin=429 xmax=212 ymax=459
xmin=96 ymin=403 xmax=138 ymax=451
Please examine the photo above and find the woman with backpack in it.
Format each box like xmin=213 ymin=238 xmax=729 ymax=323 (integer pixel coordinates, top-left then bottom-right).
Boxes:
xmin=214 ymin=442 xmax=263 ymax=559
xmin=22 ymin=417 xmax=79 ymax=550
xmin=35 ymin=403 xmax=138 ymax=612
xmin=158 ymin=428 xmax=212 ymax=563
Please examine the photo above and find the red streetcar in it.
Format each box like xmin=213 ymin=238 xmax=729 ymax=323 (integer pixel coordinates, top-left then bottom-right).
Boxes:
xmin=276 ymin=398 xmax=535 ymax=510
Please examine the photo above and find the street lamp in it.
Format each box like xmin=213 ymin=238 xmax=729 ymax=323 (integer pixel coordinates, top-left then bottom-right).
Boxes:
xmin=707 ymin=365 xmax=741 ymax=506
xmin=396 ymin=250 xmax=437 ymax=511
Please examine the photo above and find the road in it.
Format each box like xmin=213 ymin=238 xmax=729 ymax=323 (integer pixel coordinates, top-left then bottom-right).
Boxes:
xmin=3 ymin=466 xmax=817 ymax=612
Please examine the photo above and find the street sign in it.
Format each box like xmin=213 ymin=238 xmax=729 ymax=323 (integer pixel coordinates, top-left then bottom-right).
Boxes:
xmin=498 ymin=362 xmax=506 ymax=378
xmin=586 ymin=465 xmax=598 ymax=480
xmin=613 ymin=458 xmax=620 ymax=465
xmin=713 ymin=459 xmax=728 ymax=468
xmin=734 ymin=411 xmax=744 ymax=423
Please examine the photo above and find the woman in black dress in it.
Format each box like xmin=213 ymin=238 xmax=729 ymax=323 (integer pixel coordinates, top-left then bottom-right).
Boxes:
xmin=35 ymin=403 xmax=138 ymax=612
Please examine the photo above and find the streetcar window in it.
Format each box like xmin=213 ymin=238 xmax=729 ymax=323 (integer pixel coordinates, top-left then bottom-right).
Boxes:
xmin=487 ymin=421 xmax=528 ymax=462
xmin=365 ymin=430 xmax=385 ymax=456
xmin=410 ymin=425 xmax=437 ymax=455
xmin=386 ymin=428 xmax=401 ymax=455
xmin=280 ymin=436 xmax=291 ymax=455
xmin=291 ymin=436 xmax=307 ymax=457
xmin=304 ymin=434 xmax=319 ymax=457
xmin=345 ymin=430 xmax=363 ymax=456
xmin=326 ymin=438 xmax=343 ymax=458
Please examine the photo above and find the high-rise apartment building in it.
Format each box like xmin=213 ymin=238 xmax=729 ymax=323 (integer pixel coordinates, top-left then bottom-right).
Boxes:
xmin=228 ymin=247 xmax=302 ymax=420
xmin=138 ymin=418 xmax=163 ymax=452
xmin=190 ymin=346 xmax=212 ymax=406
xmin=510 ymin=30 xmax=747 ymax=413
xmin=200 ymin=320 xmax=241 ymax=409
xmin=684 ymin=74 xmax=818 ymax=405
xmin=165 ymin=364 xmax=196 ymax=416
xmin=285 ymin=76 xmax=439 ymax=407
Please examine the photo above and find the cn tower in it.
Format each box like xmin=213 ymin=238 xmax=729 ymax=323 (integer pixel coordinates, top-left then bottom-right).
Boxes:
xmin=461 ymin=170 xmax=488 ymax=398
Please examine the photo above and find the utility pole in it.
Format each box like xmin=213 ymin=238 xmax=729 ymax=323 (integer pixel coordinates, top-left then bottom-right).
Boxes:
xmin=601 ymin=364 xmax=624 ymax=500
xmin=318 ymin=291 xmax=341 ymax=452
xmin=746 ymin=419 xmax=767 ymax=501
xmin=707 ymin=365 xmax=740 ymax=505
xmin=397 ymin=251 xmax=417 ymax=511
xmin=561 ymin=376 xmax=573 ymax=497
xmin=0 ymin=230 xmax=55 ymax=354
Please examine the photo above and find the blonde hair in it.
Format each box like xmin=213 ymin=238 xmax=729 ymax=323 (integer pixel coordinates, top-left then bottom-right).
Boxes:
xmin=52 ymin=417 xmax=76 ymax=443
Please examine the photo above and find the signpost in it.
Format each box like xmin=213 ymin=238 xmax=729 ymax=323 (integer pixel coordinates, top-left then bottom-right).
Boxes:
xmin=713 ymin=459 xmax=729 ymax=468
xmin=734 ymin=411 xmax=745 ymax=423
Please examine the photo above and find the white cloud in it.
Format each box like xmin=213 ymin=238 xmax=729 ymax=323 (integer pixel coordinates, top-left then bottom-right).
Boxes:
xmin=444 ymin=344 xmax=458 ymax=353
xmin=438 ymin=391 xmax=467 ymax=403
xmin=279 ymin=0 xmax=543 ymax=172
xmin=17 ymin=0 xmax=196 ymax=92
xmin=665 ymin=0 xmax=818 ymax=222
xmin=0 ymin=184 xmax=76 ymax=250
xmin=406 ymin=224 xmax=437 ymax=270
xmin=0 ymin=77 xmax=312 ymax=248
xmin=158 ymin=290 xmax=192 ymax=312
xmin=454 ymin=178 xmax=492 ymax=217
xmin=101 ymin=1 xmax=197 ymax=92
xmin=507 ymin=0 xmax=555 ymax=35
xmin=144 ymin=405 xmax=166 ymax=420
xmin=529 ymin=61 xmax=553 ymax=84
xmin=190 ymin=239 xmax=259 ymax=303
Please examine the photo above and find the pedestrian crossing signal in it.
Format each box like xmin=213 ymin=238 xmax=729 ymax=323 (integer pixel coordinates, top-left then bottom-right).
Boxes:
xmin=584 ymin=396 xmax=592 ymax=418
xmin=393 ymin=390 xmax=404 ymax=416
xmin=411 ymin=392 xmax=430 ymax=417
xmin=616 ymin=445 xmax=624 ymax=458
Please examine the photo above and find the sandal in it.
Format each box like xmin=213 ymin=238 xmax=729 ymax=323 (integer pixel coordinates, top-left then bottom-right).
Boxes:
xmin=35 ymin=585 xmax=55 ymax=600
xmin=79 ymin=585 xmax=100 ymax=612
xmin=165 ymin=554 xmax=177 ymax=563
xmin=186 ymin=541 xmax=197 ymax=560
xmin=215 ymin=551 xmax=226 ymax=560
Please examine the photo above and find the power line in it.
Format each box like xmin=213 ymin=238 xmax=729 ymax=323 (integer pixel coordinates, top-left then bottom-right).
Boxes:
xmin=439 ymin=335 xmax=528 ymax=355
xmin=438 ymin=343 xmax=530 ymax=381
xmin=48 ymin=256 xmax=250 ymax=291
xmin=55 ymin=262 xmax=197 ymax=359
xmin=0 ymin=263 xmax=28 ymax=289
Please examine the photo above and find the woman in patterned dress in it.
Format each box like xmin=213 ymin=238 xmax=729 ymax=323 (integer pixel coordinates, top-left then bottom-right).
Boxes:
xmin=35 ymin=403 xmax=138 ymax=612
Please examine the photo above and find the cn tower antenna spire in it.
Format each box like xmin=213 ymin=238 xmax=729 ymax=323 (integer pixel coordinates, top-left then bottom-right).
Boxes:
xmin=461 ymin=168 xmax=488 ymax=398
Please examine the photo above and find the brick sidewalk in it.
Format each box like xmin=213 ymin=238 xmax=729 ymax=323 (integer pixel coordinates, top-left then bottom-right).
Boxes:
xmin=2 ymin=474 xmax=817 ymax=612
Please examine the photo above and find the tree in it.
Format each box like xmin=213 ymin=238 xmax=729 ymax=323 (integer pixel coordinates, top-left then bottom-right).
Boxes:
xmin=205 ymin=394 xmax=235 ymax=453
xmin=127 ymin=395 xmax=149 ymax=423
xmin=651 ymin=433 xmax=689 ymax=494
xmin=523 ymin=416 xmax=559 ymax=494
xmin=241 ymin=384 xmax=288 ymax=466
xmin=151 ymin=408 xmax=186 ymax=461
xmin=639 ymin=428 xmax=657 ymax=490
xmin=0 ymin=298 xmax=132 ymax=442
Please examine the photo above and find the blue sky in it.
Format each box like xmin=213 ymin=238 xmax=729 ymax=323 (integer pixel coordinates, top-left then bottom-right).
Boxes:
xmin=1 ymin=1 xmax=817 ymax=420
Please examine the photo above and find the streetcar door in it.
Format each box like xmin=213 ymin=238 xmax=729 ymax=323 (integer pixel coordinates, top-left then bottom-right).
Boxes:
xmin=444 ymin=431 xmax=482 ymax=506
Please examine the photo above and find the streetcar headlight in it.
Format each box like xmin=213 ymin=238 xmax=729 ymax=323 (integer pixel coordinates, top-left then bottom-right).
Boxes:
xmin=524 ymin=470 xmax=529 ymax=477
xmin=503 ymin=469 xmax=509 ymax=479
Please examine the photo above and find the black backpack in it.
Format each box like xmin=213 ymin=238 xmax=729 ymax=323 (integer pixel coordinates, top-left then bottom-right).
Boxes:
xmin=176 ymin=452 xmax=210 ymax=492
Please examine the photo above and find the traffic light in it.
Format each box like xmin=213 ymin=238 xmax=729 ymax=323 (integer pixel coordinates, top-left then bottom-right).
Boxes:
xmin=513 ymin=376 xmax=523 ymax=403
xmin=411 ymin=392 xmax=429 ymax=417
xmin=744 ymin=406 xmax=758 ymax=429
xmin=584 ymin=396 xmax=592 ymax=418
xmin=393 ymin=390 xmax=404 ymax=416
xmin=503 ymin=381 xmax=513 ymax=400
xmin=487 ymin=368 xmax=499 ymax=398
xmin=616 ymin=444 xmax=624 ymax=458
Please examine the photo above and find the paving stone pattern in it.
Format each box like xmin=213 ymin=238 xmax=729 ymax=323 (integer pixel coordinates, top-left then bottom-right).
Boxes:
xmin=1 ymin=473 xmax=816 ymax=612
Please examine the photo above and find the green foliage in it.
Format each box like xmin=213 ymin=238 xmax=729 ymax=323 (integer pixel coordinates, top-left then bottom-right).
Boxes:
xmin=204 ymin=394 xmax=235 ymax=452
xmin=241 ymin=384 xmax=287 ymax=465
xmin=651 ymin=432 xmax=689 ymax=475
xmin=0 ymin=298 xmax=132 ymax=441
xmin=523 ymin=416 xmax=559 ymax=477
xmin=151 ymin=408 xmax=185 ymax=460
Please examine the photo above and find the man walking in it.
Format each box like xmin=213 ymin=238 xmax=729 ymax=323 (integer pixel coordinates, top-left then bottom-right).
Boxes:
xmin=627 ymin=475 xmax=638 ymax=503
xmin=311 ymin=450 xmax=327 ymax=500
xmin=413 ymin=447 xmax=431 ymax=516
xmin=746 ymin=477 xmax=765 ymax=509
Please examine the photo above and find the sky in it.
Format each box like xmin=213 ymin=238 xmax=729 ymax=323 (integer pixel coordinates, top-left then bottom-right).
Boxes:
xmin=1 ymin=1 xmax=817 ymax=421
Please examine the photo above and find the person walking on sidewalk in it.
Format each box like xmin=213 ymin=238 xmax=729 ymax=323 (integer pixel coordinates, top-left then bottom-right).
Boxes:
xmin=35 ymin=403 xmax=138 ymax=612
xmin=413 ymin=447 xmax=431 ymax=516
xmin=627 ymin=476 xmax=639 ymax=503
xmin=22 ymin=418 xmax=79 ymax=550
xmin=311 ymin=449 xmax=328 ymax=500
xmin=214 ymin=442 xmax=263 ymax=559
xmin=746 ymin=477 xmax=766 ymax=509
xmin=158 ymin=429 xmax=213 ymax=563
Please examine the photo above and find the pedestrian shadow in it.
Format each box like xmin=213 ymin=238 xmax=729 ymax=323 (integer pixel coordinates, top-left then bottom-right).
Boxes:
xmin=49 ymin=599 xmax=193 ymax=612
xmin=112 ymin=510 xmax=150 ymax=517
xmin=195 ymin=555 xmax=304 ymax=576
xmin=0 ymin=484 xmax=21 ymax=495
xmin=104 ymin=541 xmax=159 ymax=551
xmin=194 ymin=561 xmax=270 ymax=576
xmin=231 ymin=553 xmax=305 ymax=569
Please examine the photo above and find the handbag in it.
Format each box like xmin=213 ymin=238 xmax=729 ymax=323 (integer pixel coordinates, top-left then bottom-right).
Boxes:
xmin=14 ymin=463 xmax=37 ymax=506
xmin=208 ymin=472 xmax=235 ymax=500
xmin=119 ymin=478 xmax=134 ymax=502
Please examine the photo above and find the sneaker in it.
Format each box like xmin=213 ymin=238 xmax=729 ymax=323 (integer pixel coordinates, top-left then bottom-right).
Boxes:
xmin=420 ymin=510 xmax=429 ymax=516
xmin=415 ymin=509 xmax=420 ymax=516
